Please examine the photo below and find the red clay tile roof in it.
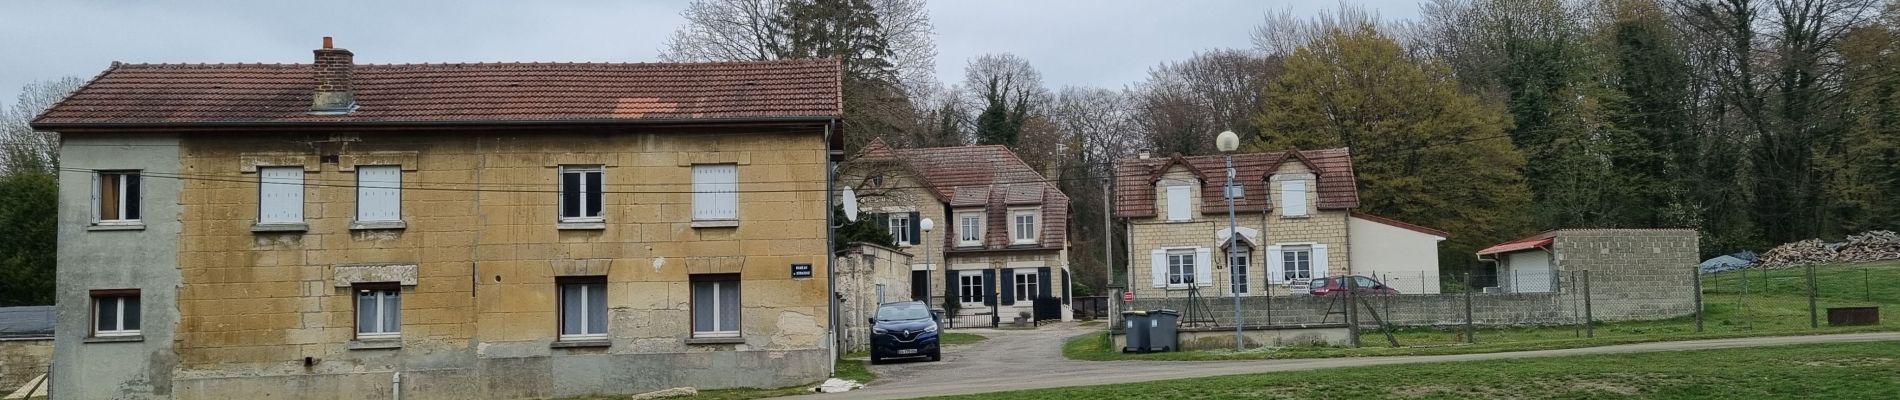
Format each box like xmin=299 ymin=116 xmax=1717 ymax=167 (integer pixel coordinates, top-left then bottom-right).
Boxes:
xmin=1113 ymin=148 xmax=1359 ymax=218
xmin=32 ymin=59 xmax=842 ymax=127
xmin=1350 ymin=211 xmax=1451 ymax=239
xmin=1475 ymin=231 xmax=1556 ymax=255
xmin=857 ymin=139 xmax=1068 ymax=251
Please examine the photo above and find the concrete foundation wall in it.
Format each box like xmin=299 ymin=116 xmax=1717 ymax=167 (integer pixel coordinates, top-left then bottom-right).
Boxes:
xmin=54 ymin=134 xmax=184 ymax=399
xmin=1129 ymin=293 xmax=1576 ymax=327
xmin=1 ymin=338 xmax=53 ymax=392
xmin=1112 ymin=325 xmax=1351 ymax=350
xmin=836 ymin=244 xmax=914 ymax=352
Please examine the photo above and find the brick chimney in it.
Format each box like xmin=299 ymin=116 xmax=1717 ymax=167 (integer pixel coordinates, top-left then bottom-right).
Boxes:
xmin=310 ymin=37 xmax=355 ymax=114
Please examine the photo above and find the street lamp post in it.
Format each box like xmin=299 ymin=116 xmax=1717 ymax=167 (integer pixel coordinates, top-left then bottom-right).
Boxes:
xmin=920 ymin=218 xmax=935 ymax=308
xmin=1217 ymin=130 xmax=1243 ymax=352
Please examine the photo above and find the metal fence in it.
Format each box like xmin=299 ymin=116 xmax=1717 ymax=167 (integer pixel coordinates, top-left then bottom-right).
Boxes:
xmin=1118 ymin=262 xmax=1895 ymax=348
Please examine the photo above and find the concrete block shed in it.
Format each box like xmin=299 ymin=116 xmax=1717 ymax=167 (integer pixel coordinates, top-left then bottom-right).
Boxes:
xmin=1477 ymin=229 xmax=1700 ymax=321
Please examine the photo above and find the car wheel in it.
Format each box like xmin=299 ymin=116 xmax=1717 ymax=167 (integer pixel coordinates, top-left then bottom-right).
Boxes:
xmin=928 ymin=350 xmax=941 ymax=362
xmin=869 ymin=354 xmax=882 ymax=365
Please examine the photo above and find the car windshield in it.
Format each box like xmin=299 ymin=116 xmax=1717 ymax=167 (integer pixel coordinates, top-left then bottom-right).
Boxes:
xmin=1310 ymin=277 xmax=1329 ymax=287
xmin=875 ymin=303 xmax=931 ymax=321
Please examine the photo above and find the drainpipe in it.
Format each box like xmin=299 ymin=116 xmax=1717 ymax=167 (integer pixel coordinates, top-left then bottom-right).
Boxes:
xmin=824 ymin=124 xmax=838 ymax=374
xmin=392 ymin=371 xmax=401 ymax=400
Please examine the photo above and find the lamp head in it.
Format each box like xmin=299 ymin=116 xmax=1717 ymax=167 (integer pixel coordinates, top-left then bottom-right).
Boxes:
xmin=1216 ymin=130 xmax=1240 ymax=152
xmin=920 ymin=217 xmax=934 ymax=232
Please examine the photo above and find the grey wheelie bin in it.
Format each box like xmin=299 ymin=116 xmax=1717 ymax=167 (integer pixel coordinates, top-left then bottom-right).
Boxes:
xmin=1120 ymin=310 xmax=1150 ymax=353
xmin=1147 ymin=309 xmax=1180 ymax=352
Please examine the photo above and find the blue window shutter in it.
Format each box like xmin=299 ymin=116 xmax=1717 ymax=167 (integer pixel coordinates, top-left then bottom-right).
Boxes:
xmin=982 ymin=269 xmax=996 ymax=306
xmin=908 ymin=211 xmax=921 ymax=245
xmin=1039 ymin=267 xmax=1052 ymax=300
xmin=1000 ymin=268 xmax=1016 ymax=305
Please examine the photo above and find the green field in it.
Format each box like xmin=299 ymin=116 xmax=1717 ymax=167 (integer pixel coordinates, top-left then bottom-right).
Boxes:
xmin=1069 ymin=261 xmax=1900 ymax=361
xmin=947 ymin=340 xmax=1900 ymax=399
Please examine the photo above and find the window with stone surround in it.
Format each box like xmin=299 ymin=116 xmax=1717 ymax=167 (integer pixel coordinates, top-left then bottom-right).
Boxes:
xmin=94 ymin=171 xmax=141 ymax=224
xmin=956 ymin=210 xmax=984 ymax=247
xmin=91 ymin=289 xmax=140 ymax=337
xmin=258 ymin=167 xmax=305 ymax=224
xmin=354 ymin=283 xmax=401 ymax=339
xmin=1279 ymin=179 xmax=1307 ymax=217
xmin=1009 ymin=208 xmax=1038 ymax=245
xmin=888 ymin=212 xmax=912 ymax=245
xmin=1282 ymin=246 xmax=1313 ymax=281
xmin=1013 ymin=270 xmax=1038 ymax=301
xmin=957 ymin=271 xmax=985 ymax=306
xmin=692 ymin=164 xmax=738 ymax=221
xmin=354 ymin=165 xmax=402 ymax=223
xmin=558 ymin=276 xmax=607 ymax=341
xmin=691 ymin=274 xmax=741 ymax=338
xmin=1168 ymin=250 xmax=1196 ymax=286
xmin=559 ymin=166 xmax=604 ymax=223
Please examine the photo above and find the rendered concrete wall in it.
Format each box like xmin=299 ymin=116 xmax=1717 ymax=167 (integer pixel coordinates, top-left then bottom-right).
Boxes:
xmin=1112 ymin=325 xmax=1351 ymax=350
xmin=53 ymin=134 xmax=183 ymax=399
xmin=1348 ymin=216 xmax=1443 ymax=294
xmin=151 ymin=128 xmax=831 ymax=398
xmin=1129 ymin=293 xmax=1576 ymax=328
xmin=0 ymin=338 xmax=53 ymax=392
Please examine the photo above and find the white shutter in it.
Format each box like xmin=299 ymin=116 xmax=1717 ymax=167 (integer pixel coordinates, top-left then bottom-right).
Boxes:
xmin=89 ymin=173 xmax=100 ymax=221
xmin=1313 ymin=244 xmax=1330 ymax=279
xmin=1266 ymin=245 xmax=1285 ymax=284
xmin=1281 ymin=180 xmax=1307 ymax=216
xmin=259 ymin=167 xmax=304 ymax=224
xmin=1150 ymin=249 xmax=1167 ymax=288
xmin=1166 ymin=186 xmax=1190 ymax=221
xmin=693 ymin=164 xmax=738 ymax=220
xmin=1194 ymin=248 xmax=1213 ymax=287
xmin=356 ymin=166 xmax=401 ymax=222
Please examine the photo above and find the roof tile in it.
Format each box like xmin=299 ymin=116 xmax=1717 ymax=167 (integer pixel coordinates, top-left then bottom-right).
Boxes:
xmin=1114 ymin=148 xmax=1360 ymax=217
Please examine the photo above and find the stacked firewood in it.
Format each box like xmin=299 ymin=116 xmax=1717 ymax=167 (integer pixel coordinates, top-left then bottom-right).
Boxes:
xmin=1756 ymin=230 xmax=1900 ymax=268
xmin=1836 ymin=230 xmax=1900 ymax=264
xmin=1757 ymin=239 xmax=1834 ymax=269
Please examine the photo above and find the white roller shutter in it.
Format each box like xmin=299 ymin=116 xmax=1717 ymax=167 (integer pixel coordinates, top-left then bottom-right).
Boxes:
xmin=1281 ymin=180 xmax=1307 ymax=216
xmin=356 ymin=166 xmax=401 ymax=222
xmin=693 ymin=164 xmax=738 ymax=220
xmin=1313 ymin=244 xmax=1330 ymax=279
xmin=1194 ymin=248 xmax=1212 ymax=287
xmin=1266 ymin=245 xmax=1285 ymax=284
xmin=259 ymin=167 xmax=304 ymax=224
xmin=1166 ymin=186 xmax=1190 ymax=221
xmin=1150 ymin=249 xmax=1167 ymax=288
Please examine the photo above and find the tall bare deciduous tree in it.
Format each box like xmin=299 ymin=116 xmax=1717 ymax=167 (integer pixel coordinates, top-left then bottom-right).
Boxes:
xmin=1 ymin=77 xmax=85 ymax=172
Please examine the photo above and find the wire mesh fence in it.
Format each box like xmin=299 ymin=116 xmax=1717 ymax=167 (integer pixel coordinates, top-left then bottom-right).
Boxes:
xmin=1119 ymin=260 xmax=1899 ymax=349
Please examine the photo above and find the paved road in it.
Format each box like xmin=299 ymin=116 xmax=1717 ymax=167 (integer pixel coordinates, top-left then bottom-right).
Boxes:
xmin=793 ymin=325 xmax=1900 ymax=400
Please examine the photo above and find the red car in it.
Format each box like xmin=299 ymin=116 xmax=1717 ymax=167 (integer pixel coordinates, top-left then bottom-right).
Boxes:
xmin=1306 ymin=275 xmax=1400 ymax=296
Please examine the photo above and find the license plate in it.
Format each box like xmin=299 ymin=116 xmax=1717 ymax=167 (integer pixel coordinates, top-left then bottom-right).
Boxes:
xmin=897 ymin=349 xmax=918 ymax=355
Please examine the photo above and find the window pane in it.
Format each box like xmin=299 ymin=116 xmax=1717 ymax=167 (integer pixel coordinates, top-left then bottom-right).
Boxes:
xmin=561 ymin=172 xmax=581 ymax=218
xmin=123 ymin=296 xmax=140 ymax=330
xmin=95 ymin=298 xmax=115 ymax=331
xmin=718 ymin=282 xmax=740 ymax=331
xmin=100 ymin=174 xmax=119 ymax=220
xmin=693 ymin=281 xmax=715 ymax=332
xmin=561 ymin=284 xmax=583 ymax=335
xmin=585 ymin=283 xmax=606 ymax=334
xmin=584 ymin=172 xmax=603 ymax=218
xmin=124 ymin=174 xmax=141 ymax=220
xmin=357 ymin=291 xmax=376 ymax=333
xmin=384 ymin=291 xmax=401 ymax=333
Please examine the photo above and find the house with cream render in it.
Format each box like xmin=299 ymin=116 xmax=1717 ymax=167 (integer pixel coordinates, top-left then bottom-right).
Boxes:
xmin=844 ymin=139 xmax=1072 ymax=326
xmin=1112 ymin=149 xmax=1451 ymax=300
xmin=33 ymin=38 xmax=844 ymax=399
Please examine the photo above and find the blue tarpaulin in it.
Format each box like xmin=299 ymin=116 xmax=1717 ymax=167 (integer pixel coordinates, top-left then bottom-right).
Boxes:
xmin=0 ymin=306 xmax=54 ymax=338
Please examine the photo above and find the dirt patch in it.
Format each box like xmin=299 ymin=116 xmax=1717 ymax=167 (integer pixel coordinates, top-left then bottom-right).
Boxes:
xmin=1388 ymin=385 xmax=1520 ymax=399
xmin=1532 ymin=373 xmax=1674 ymax=397
xmin=1799 ymin=357 xmax=1894 ymax=367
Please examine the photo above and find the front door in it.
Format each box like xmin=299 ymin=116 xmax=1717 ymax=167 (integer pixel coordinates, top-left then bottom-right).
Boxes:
xmin=911 ymin=270 xmax=929 ymax=302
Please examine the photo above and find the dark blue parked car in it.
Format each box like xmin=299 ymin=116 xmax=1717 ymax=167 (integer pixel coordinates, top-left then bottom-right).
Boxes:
xmin=868 ymin=301 xmax=940 ymax=363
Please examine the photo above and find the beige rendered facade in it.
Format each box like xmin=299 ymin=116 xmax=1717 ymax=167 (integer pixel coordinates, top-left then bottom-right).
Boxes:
xmin=1126 ymin=160 xmax=1349 ymax=299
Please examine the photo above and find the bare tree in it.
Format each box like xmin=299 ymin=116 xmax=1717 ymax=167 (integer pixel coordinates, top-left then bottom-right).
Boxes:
xmin=1 ymin=77 xmax=85 ymax=173
xmin=1128 ymin=49 xmax=1276 ymax=156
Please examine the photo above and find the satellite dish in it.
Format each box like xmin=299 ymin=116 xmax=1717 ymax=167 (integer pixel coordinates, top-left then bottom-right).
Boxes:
xmin=842 ymin=186 xmax=859 ymax=222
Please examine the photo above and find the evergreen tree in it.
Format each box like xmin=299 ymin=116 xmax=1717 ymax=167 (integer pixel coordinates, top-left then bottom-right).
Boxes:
xmin=1253 ymin=25 xmax=1532 ymax=271
xmin=0 ymin=170 xmax=56 ymax=306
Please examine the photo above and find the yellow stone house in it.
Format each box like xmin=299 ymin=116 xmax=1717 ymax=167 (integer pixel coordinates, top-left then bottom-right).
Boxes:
xmin=33 ymin=38 xmax=844 ymax=399
xmin=1112 ymin=150 xmax=1451 ymax=301
xmin=843 ymin=139 xmax=1072 ymax=326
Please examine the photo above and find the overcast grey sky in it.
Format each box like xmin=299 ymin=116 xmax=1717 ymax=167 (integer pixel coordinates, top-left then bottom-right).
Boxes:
xmin=0 ymin=0 xmax=1427 ymax=111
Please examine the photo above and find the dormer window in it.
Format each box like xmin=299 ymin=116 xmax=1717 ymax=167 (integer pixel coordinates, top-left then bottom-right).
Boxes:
xmin=1165 ymin=186 xmax=1191 ymax=221
xmin=1009 ymin=208 xmax=1039 ymax=245
xmin=1279 ymin=179 xmax=1307 ymax=217
xmin=956 ymin=210 xmax=984 ymax=247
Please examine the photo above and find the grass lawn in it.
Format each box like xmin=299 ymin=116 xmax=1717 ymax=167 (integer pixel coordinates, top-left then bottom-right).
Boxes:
xmin=940 ymin=340 xmax=1900 ymax=399
xmin=941 ymin=331 xmax=988 ymax=346
xmin=1068 ymin=261 xmax=1900 ymax=361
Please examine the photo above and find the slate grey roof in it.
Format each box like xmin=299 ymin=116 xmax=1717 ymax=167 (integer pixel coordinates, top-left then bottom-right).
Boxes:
xmin=0 ymin=306 xmax=54 ymax=338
